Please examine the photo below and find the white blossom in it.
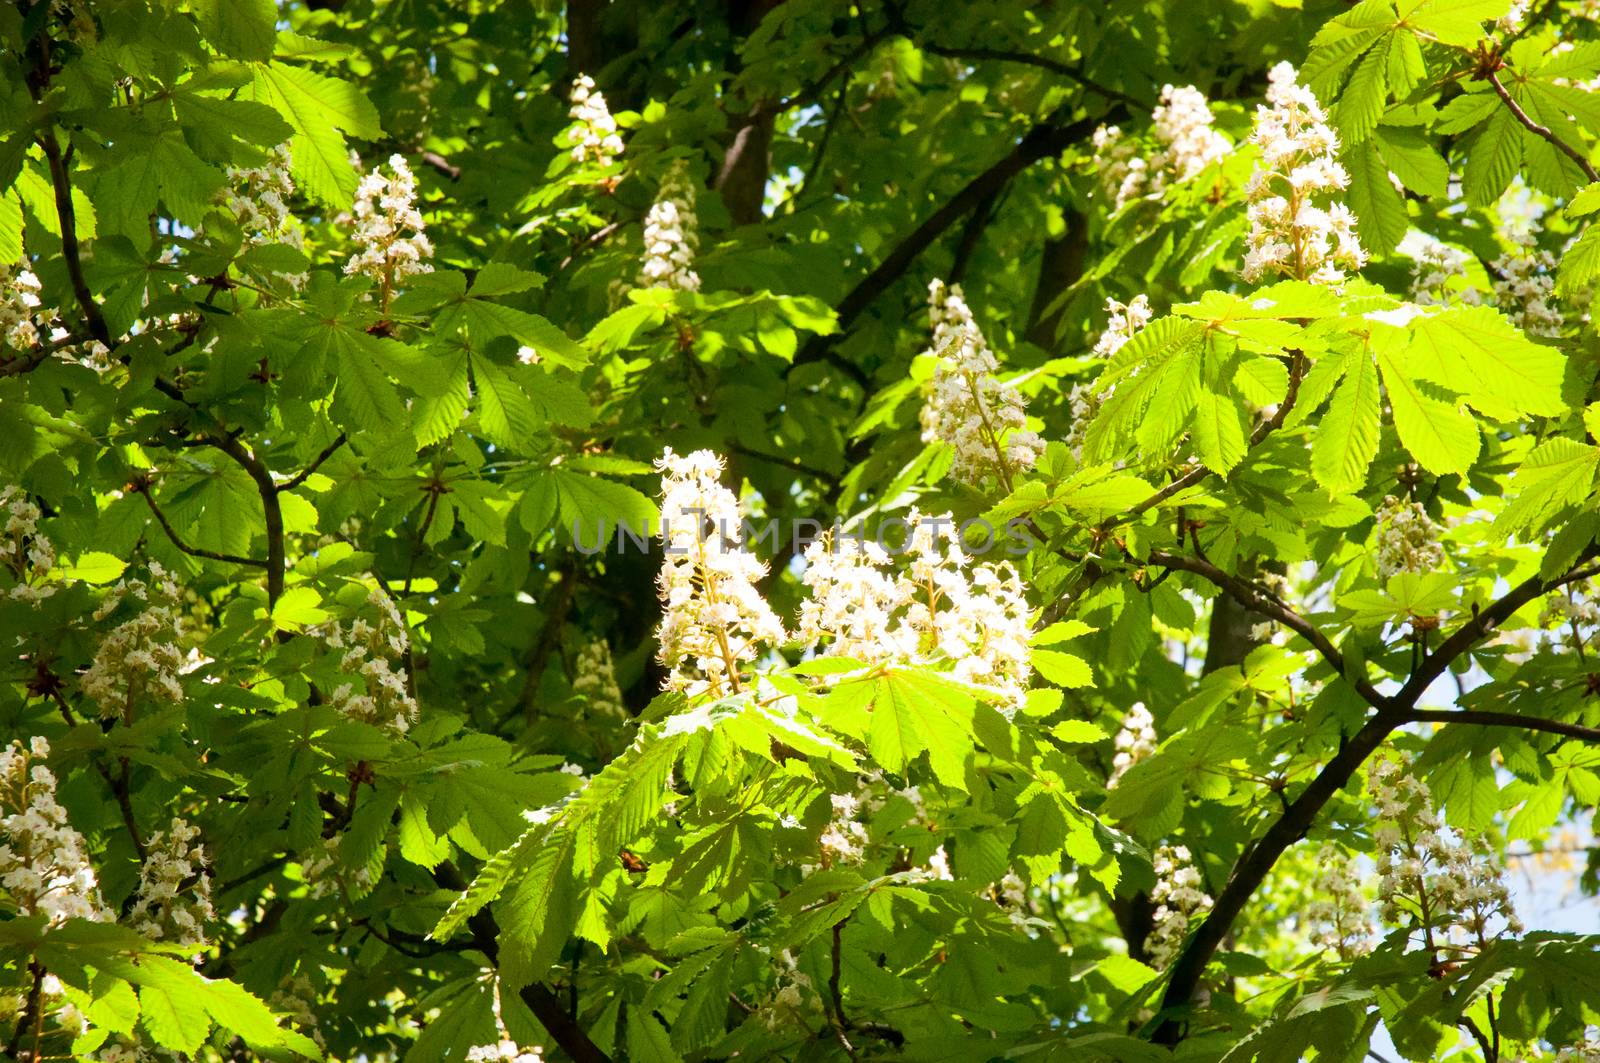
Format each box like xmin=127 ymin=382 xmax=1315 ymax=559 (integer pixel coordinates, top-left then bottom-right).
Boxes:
xmin=1109 ymin=701 xmax=1156 ymax=785
xmin=1369 ymin=757 xmax=1522 ymax=948
xmin=221 ymin=143 xmax=305 ymax=267
xmin=322 ymin=590 xmax=418 ymax=734
xmin=760 ymin=948 xmax=821 ymax=1029
xmin=1492 ymin=234 xmax=1563 ymax=337
xmin=0 ymin=737 xmax=112 ymax=925
xmin=568 ymin=74 xmax=625 ymax=168
xmin=268 ymin=975 xmax=326 ymax=1052
xmin=814 ymin=792 xmax=868 ymax=868
xmin=798 ymin=512 xmax=1034 ymax=712
xmin=344 ymin=154 xmax=434 ymax=294
xmin=1146 ymin=843 xmax=1212 ymax=969
xmin=1243 ymin=63 xmax=1366 ymax=284
xmin=82 ymin=565 xmax=186 ymax=720
xmin=1304 ymin=845 xmax=1374 ymax=959
xmin=128 ymin=816 xmax=215 ymax=949
xmin=1541 ymin=580 xmax=1600 ymax=653
xmin=1408 ymin=239 xmax=1483 ymax=308
xmin=467 ymin=1041 xmax=544 ymax=1062
xmin=572 ymin=637 xmax=628 ymax=719
xmin=1373 ymin=496 xmax=1444 ymax=581
xmin=1 ymin=259 xmax=47 ymax=353
xmin=918 ymin=279 xmax=1043 ymax=487
xmin=1 ymin=484 xmax=56 ymax=604
xmin=1091 ymin=86 xmax=1229 ymax=209
xmin=638 ymin=163 xmax=701 ymax=292
xmin=654 ymin=449 xmax=786 ymax=698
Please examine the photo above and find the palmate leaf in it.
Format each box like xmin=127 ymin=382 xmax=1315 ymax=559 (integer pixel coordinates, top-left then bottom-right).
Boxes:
xmin=245 ymin=61 xmax=381 ymax=205
xmin=855 ymin=667 xmax=980 ymax=790
xmin=1406 ymin=305 xmax=1566 ymax=419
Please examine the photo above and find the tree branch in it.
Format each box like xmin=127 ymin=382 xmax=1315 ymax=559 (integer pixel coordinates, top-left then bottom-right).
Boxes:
xmin=1406 ymin=708 xmax=1600 ymax=744
xmin=134 ymin=481 xmax=269 ymax=568
xmin=789 ymin=106 xmax=1113 ymax=383
xmin=1144 ymin=549 xmax=1384 ymax=708
xmin=1484 ymin=70 xmax=1599 ymax=183
xmin=277 ymin=433 xmax=349 ymax=493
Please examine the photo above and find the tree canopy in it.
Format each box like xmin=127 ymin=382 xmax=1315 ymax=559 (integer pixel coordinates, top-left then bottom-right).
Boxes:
xmin=4 ymin=0 xmax=1600 ymax=1060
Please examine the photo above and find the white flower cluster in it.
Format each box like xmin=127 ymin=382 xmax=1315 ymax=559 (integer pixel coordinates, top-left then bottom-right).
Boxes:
xmin=1373 ymin=496 xmax=1444 ymax=581
xmin=1408 ymin=239 xmax=1483 ymax=307
xmin=761 ymin=949 xmax=820 ymax=1030
xmin=1243 ymin=62 xmax=1366 ymax=284
xmin=127 ymin=816 xmax=214 ymax=949
xmin=638 ymin=163 xmax=701 ymax=292
xmin=1109 ymin=701 xmax=1156 ymax=785
xmin=655 ymin=449 xmax=786 ymax=699
xmin=1066 ymin=294 xmax=1153 ymax=459
xmin=268 ymin=975 xmax=326 ymax=1052
xmin=344 ymin=154 xmax=434 ymax=290
xmin=994 ymin=870 xmax=1033 ymax=929
xmin=1146 ymin=843 xmax=1212 ymax=969
xmin=918 ymin=279 xmax=1043 ymax=487
xmin=467 ymin=1042 xmax=544 ymax=1062
xmin=1556 ymin=1037 xmax=1600 ymax=1063
xmin=572 ymin=638 xmax=628 ymax=719
xmin=82 ymin=565 xmax=186 ymax=720
xmin=222 ymin=143 xmax=304 ymax=253
xmin=1 ymin=484 xmax=56 ymax=605
xmin=1492 ymin=236 xmax=1563 ymax=337
xmin=324 ymin=591 xmax=418 ymax=734
xmin=568 ymin=74 xmax=624 ymax=168
xmin=1498 ymin=0 xmax=1532 ymax=32
xmin=1540 ymin=582 xmax=1600 ymax=653
xmin=91 ymin=1041 xmax=152 ymax=1062
xmin=1304 ymin=845 xmax=1373 ymax=960
xmin=303 ymin=832 xmax=375 ymax=899
xmin=2 ymin=259 xmax=47 ymax=352
xmin=1090 ymin=85 xmax=1229 ymax=209
xmin=1370 ymin=758 xmax=1522 ymax=947
xmin=798 ymin=512 xmax=1034 ymax=710
xmin=814 ymin=791 xmax=869 ymax=868
xmin=0 ymin=737 xmax=112 ymax=925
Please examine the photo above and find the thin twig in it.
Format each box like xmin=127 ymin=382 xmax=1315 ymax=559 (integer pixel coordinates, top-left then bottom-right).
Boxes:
xmin=1485 ymin=70 xmax=1599 ymax=183
xmin=134 ymin=482 xmax=268 ymax=568
xmin=277 ymin=433 xmax=349 ymax=493
xmin=1407 ymin=709 xmax=1600 ymax=744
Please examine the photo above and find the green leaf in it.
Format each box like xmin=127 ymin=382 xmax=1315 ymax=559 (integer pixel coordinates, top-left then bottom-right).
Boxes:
xmin=1558 ymin=224 xmax=1600 ymax=297
xmin=861 ymin=669 xmax=978 ymax=789
xmin=194 ymin=0 xmax=277 ymax=60
xmin=272 ymin=586 xmax=329 ymax=631
xmin=58 ymin=551 xmax=127 ymax=585
xmin=1032 ymin=648 xmax=1095 ymax=688
xmin=1191 ymin=389 xmax=1247 ymax=476
xmin=1375 ymin=338 xmax=1480 ymax=477
xmin=1312 ymin=346 xmax=1381 ymax=493
xmin=1334 ymin=36 xmax=1389 ymax=145
xmin=1345 ymin=137 xmax=1409 ymax=252
xmin=1407 ymin=305 xmax=1567 ymax=418
xmin=1376 ymin=125 xmax=1448 ymax=197
xmin=1464 ymin=108 xmax=1523 ymax=208
xmin=246 ymin=62 xmax=381 ymax=205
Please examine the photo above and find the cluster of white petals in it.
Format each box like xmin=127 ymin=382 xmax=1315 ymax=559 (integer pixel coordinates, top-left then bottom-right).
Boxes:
xmin=0 ymin=737 xmax=112 ymax=925
xmin=994 ymin=870 xmax=1034 ymax=929
xmin=1370 ymin=758 xmax=1522 ymax=946
xmin=324 ymin=591 xmax=419 ymax=733
xmin=1374 ymin=496 xmax=1444 ymax=581
xmin=1109 ymin=701 xmax=1156 ymax=785
xmin=1243 ymin=63 xmax=1366 ymax=284
xmin=1541 ymin=581 xmax=1600 ymax=653
xmin=1 ymin=484 xmax=56 ymax=605
xmin=761 ymin=949 xmax=821 ymax=1030
xmin=1146 ymin=844 xmax=1212 ymax=969
xmin=1304 ymin=845 xmax=1373 ymax=959
xmin=568 ymin=74 xmax=624 ymax=167
xmin=1067 ymin=294 xmax=1153 ymax=459
xmin=1091 ymin=85 xmax=1229 ymax=209
xmin=654 ymin=449 xmax=786 ymax=698
xmin=798 ymin=512 xmax=1034 ymax=710
xmin=467 ymin=1042 xmax=544 ymax=1062
xmin=2 ymin=259 xmax=47 ymax=352
xmin=918 ymin=279 xmax=1043 ymax=487
xmin=269 ymin=975 xmax=326 ymax=1052
xmin=638 ymin=163 xmax=701 ymax=292
xmin=1492 ymin=235 xmax=1563 ymax=337
xmin=572 ymin=638 xmax=628 ymax=719
xmin=303 ymin=832 xmax=375 ymax=899
xmin=1556 ymin=1037 xmax=1600 ymax=1062
xmin=344 ymin=154 xmax=434 ymax=290
xmin=82 ymin=564 xmax=186 ymax=720
xmin=128 ymin=816 xmax=214 ymax=948
xmin=222 ymin=143 xmax=304 ymax=253
xmin=814 ymin=792 xmax=869 ymax=868
xmin=1408 ymin=239 xmax=1483 ymax=307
